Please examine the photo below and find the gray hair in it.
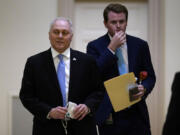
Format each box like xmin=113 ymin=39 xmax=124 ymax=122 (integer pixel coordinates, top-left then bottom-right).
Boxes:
xmin=49 ymin=17 xmax=73 ymax=32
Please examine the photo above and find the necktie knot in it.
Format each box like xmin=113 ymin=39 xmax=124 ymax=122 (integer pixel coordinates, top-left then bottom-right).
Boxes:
xmin=58 ymin=54 xmax=64 ymax=63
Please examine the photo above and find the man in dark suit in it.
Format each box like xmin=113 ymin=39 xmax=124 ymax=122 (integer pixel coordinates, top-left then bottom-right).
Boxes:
xmin=87 ymin=3 xmax=156 ymax=135
xmin=162 ymin=72 xmax=180 ymax=135
xmin=19 ymin=17 xmax=104 ymax=135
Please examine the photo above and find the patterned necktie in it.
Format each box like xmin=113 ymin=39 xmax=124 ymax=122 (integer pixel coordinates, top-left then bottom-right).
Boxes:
xmin=115 ymin=48 xmax=127 ymax=75
xmin=57 ymin=54 xmax=66 ymax=107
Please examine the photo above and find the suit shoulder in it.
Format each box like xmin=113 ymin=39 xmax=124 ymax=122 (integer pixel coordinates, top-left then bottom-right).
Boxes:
xmin=172 ymin=72 xmax=180 ymax=88
xmin=72 ymin=49 xmax=86 ymax=56
xmin=27 ymin=49 xmax=49 ymax=62
xmin=175 ymin=72 xmax=180 ymax=78
xmin=127 ymin=35 xmax=147 ymax=44
xmin=88 ymin=34 xmax=108 ymax=45
xmin=71 ymin=49 xmax=94 ymax=61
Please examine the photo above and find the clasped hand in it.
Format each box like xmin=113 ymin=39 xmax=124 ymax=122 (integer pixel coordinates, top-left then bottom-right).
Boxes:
xmin=49 ymin=104 xmax=89 ymax=121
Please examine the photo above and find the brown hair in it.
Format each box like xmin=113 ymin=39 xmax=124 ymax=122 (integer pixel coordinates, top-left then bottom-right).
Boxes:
xmin=103 ymin=3 xmax=128 ymax=22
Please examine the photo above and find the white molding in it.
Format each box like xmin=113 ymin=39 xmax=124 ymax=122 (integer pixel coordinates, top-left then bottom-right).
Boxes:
xmin=58 ymin=0 xmax=75 ymax=21
xmin=8 ymin=91 xmax=19 ymax=135
xmin=147 ymin=0 xmax=164 ymax=134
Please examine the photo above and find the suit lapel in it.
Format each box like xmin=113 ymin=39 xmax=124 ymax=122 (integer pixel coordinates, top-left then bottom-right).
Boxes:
xmin=104 ymin=33 xmax=111 ymax=48
xmin=127 ymin=35 xmax=134 ymax=72
xmin=44 ymin=49 xmax=61 ymax=97
xmin=68 ymin=49 xmax=79 ymax=100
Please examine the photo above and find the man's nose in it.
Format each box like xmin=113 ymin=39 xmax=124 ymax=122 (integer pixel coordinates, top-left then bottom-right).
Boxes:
xmin=116 ymin=22 xmax=120 ymax=28
xmin=58 ymin=32 xmax=63 ymax=38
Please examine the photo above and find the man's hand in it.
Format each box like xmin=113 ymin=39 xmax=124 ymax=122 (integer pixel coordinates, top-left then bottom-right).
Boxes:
xmin=49 ymin=106 xmax=68 ymax=120
xmin=108 ymin=31 xmax=126 ymax=52
xmin=132 ymin=84 xmax=146 ymax=100
xmin=73 ymin=104 xmax=90 ymax=121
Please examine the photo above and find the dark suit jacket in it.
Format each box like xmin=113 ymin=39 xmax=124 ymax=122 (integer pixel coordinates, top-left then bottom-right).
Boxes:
xmin=87 ymin=34 xmax=156 ymax=134
xmin=19 ymin=48 xmax=104 ymax=135
xmin=162 ymin=72 xmax=180 ymax=135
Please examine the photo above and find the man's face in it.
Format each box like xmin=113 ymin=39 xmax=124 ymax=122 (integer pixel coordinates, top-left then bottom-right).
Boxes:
xmin=49 ymin=20 xmax=73 ymax=53
xmin=104 ymin=11 xmax=127 ymax=37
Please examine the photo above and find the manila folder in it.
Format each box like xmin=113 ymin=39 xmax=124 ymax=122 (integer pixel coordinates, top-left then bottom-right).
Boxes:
xmin=104 ymin=72 xmax=141 ymax=112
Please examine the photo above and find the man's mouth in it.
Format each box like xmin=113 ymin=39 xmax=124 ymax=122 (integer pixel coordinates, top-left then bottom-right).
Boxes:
xmin=116 ymin=29 xmax=121 ymax=32
xmin=56 ymin=40 xmax=64 ymax=44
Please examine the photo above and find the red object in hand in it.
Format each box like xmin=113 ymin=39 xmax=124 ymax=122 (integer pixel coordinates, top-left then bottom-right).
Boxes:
xmin=139 ymin=71 xmax=148 ymax=84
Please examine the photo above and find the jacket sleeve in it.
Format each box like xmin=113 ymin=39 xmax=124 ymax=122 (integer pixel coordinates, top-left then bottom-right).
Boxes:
xmin=139 ymin=42 xmax=156 ymax=99
xmin=83 ymin=57 xmax=105 ymax=115
xmin=87 ymin=42 xmax=117 ymax=75
xmin=19 ymin=58 xmax=51 ymax=121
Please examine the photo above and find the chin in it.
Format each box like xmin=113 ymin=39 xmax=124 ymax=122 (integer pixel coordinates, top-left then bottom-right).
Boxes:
xmin=56 ymin=44 xmax=64 ymax=48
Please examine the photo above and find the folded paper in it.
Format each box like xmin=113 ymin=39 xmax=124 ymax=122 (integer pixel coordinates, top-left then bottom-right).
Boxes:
xmin=65 ymin=101 xmax=77 ymax=120
xmin=104 ymin=72 xmax=141 ymax=112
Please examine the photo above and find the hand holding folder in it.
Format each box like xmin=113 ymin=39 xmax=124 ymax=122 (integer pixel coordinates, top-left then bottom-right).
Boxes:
xmin=104 ymin=72 xmax=141 ymax=112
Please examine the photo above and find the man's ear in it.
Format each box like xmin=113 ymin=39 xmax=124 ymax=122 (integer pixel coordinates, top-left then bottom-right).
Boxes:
xmin=48 ymin=32 xmax=50 ymax=40
xmin=71 ymin=33 xmax=73 ymax=38
xmin=104 ymin=20 xmax=107 ymax=28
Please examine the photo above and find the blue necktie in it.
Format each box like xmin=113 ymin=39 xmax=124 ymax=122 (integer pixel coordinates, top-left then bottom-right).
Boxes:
xmin=57 ymin=54 xmax=66 ymax=107
xmin=116 ymin=48 xmax=127 ymax=75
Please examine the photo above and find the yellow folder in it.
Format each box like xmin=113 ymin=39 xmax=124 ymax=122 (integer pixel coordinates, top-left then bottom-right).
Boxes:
xmin=104 ymin=72 xmax=141 ymax=112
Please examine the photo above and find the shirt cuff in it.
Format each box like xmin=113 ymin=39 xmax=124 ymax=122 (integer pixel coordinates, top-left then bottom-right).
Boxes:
xmin=87 ymin=107 xmax=91 ymax=114
xmin=47 ymin=112 xmax=51 ymax=119
xmin=108 ymin=48 xmax=115 ymax=55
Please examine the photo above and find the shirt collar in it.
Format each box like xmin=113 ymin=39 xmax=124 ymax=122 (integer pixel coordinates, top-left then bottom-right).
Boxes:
xmin=51 ymin=47 xmax=70 ymax=59
xmin=108 ymin=33 xmax=113 ymax=41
